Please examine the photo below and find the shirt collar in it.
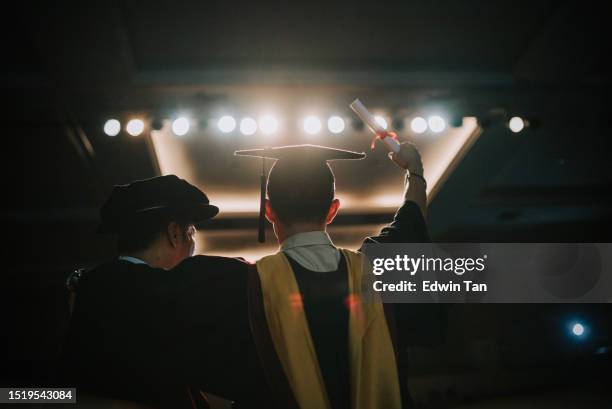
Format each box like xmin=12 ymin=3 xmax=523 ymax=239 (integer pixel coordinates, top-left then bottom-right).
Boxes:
xmin=118 ymin=255 xmax=148 ymax=265
xmin=281 ymin=231 xmax=335 ymax=251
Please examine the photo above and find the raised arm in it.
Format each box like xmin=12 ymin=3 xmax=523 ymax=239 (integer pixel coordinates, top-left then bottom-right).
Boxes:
xmin=390 ymin=141 xmax=427 ymax=219
xmin=361 ymin=142 xmax=430 ymax=247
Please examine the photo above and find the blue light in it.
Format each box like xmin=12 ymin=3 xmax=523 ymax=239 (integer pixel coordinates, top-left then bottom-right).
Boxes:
xmin=572 ymin=323 xmax=584 ymax=336
xmin=569 ymin=321 xmax=588 ymax=339
xmin=595 ymin=346 xmax=609 ymax=355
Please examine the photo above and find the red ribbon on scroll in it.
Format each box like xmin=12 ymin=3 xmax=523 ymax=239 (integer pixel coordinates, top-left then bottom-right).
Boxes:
xmin=371 ymin=130 xmax=398 ymax=150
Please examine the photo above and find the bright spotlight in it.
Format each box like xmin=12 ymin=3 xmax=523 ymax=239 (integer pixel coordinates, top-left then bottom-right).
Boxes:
xmin=374 ymin=115 xmax=388 ymax=130
xmin=103 ymin=119 xmax=121 ymax=137
xmin=304 ymin=116 xmax=322 ymax=135
xmin=572 ymin=322 xmax=585 ymax=337
xmin=428 ymin=115 xmax=446 ymax=133
xmin=410 ymin=117 xmax=427 ymax=134
xmin=327 ymin=116 xmax=345 ymax=134
xmin=217 ymin=115 xmax=236 ymax=133
xmin=509 ymin=116 xmax=525 ymax=133
xmin=240 ymin=117 xmax=258 ymax=136
xmin=172 ymin=117 xmax=190 ymax=136
xmin=126 ymin=119 xmax=145 ymax=136
xmin=259 ymin=115 xmax=279 ymax=135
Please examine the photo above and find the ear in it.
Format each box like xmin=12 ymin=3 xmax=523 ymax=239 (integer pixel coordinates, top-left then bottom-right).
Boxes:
xmin=325 ymin=198 xmax=340 ymax=225
xmin=264 ymin=199 xmax=277 ymax=223
xmin=167 ymin=222 xmax=182 ymax=248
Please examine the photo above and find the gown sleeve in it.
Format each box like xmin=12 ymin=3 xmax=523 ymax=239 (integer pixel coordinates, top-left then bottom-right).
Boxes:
xmin=359 ymin=201 xmax=448 ymax=349
xmin=360 ymin=200 xmax=430 ymax=250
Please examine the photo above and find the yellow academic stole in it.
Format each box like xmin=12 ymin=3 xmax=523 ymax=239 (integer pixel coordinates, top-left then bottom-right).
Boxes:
xmin=255 ymin=249 xmax=402 ymax=409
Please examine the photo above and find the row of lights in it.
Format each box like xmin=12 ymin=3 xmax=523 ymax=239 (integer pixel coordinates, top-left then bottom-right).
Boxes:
xmin=102 ymin=114 xmax=451 ymax=137
xmin=103 ymin=117 xmax=192 ymax=137
xmin=209 ymin=113 xmax=448 ymax=136
xmin=103 ymin=114 xmax=528 ymax=137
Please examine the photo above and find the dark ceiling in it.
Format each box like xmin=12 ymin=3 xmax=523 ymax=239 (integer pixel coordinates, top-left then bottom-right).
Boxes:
xmin=6 ymin=0 xmax=611 ymax=268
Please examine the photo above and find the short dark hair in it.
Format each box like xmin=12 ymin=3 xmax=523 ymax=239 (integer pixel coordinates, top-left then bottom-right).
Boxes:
xmin=116 ymin=213 xmax=190 ymax=254
xmin=267 ymin=160 xmax=335 ymax=225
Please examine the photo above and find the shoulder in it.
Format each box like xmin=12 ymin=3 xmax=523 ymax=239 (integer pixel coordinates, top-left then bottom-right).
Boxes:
xmin=171 ymin=256 xmax=253 ymax=308
xmin=86 ymin=259 xmax=162 ymax=274
xmin=400 ymin=200 xmax=423 ymax=214
xmin=337 ymin=248 xmax=365 ymax=269
xmin=85 ymin=259 xmax=166 ymax=281
xmin=178 ymin=254 xmax=251 ymax=271
xmin=256 ymin=252 xmax=285 ymax=265
xmin=74 ymin=260 xmax=123 ymax=284
xmin=172 ymin=255 xmax=252 ymax=285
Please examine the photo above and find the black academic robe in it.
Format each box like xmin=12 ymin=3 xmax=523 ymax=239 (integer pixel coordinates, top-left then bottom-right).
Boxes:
xmin=60 ymin=259 xmax=235 ymax=409
xmin=169 ymin=200 xmax=440 ymax=409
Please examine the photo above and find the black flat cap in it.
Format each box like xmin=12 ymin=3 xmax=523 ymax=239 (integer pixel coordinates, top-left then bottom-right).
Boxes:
xmin=97 ymin=175 xmax=219 ymax=234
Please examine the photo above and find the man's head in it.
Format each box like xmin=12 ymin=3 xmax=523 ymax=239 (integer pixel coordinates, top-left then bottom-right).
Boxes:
xmin=265 ymin=159 xmax=340 ymax=238
xmin=98 ymin=175 xmax=218 ymax=269
xmin=116 ymin=214 xmax=197 ymax=269
xmin=234 ymin=145 xmax=365 ymax=243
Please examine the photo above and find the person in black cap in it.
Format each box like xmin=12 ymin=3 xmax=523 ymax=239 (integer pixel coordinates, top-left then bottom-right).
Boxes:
xmin=61 ymin=175 xmax=221 ymax=409
xmin=97 ymin=174 xmax=219 ymax=269
xmin=167 ymin=142 xmax=434 ymax=409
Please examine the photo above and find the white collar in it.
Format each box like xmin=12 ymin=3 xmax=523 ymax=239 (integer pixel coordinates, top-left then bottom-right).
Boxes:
xmin=281 ymin=231 xmax=335 ymax=251
xmin=118 ymin=255 xmax=148 ymax=265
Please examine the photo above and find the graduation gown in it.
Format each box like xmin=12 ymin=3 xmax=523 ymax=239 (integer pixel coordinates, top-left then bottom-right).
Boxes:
xmin=169 ymin=200 xmax=436 ymax=408
xmin=60 ymin=258 xmax=234 ymax=409
xmin=62 ymin=200 xmax=438 ymax=408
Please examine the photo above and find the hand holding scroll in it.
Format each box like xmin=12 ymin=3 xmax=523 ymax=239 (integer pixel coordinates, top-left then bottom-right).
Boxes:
xmin=388 ymin=142 xmax=424 ymax=177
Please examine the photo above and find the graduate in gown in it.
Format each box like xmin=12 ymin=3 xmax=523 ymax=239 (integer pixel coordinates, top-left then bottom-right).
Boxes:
xmin=171 ymin=142 xmax=436 ymax=409
xmin=61 ymin=175 xmax=221 ymax=409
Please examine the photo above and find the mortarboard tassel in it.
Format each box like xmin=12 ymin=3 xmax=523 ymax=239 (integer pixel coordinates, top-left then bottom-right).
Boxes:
xmin=258 ymin=157 xmax=266 ymax=243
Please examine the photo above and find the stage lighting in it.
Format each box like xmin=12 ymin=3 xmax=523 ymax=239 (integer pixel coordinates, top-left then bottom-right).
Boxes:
xmin=328 ymin=116 xmax=345 ymax=134
xmin=103 ymin=119 xmax=121 ymax=137
xmin=304 ymin=116 xmax=322 ymax=135
xmin=374 ymin=115 xmax=388 ymax=130
xmin=126 ymin=119 xmax=145 ymax=136
xmin=259 ymin=115 xmax=279 ymax=135
xmin=410 ymin=117 xmax=427 ymax=134
xmin=240 ymin=117 xmax=258 ymax=136
xmin=172 ymin=117 xmax=190 ymax=136
xmin=509 ymin=116 xmax=525 ymax=133
xmin=428 ymin=115 xmax=446 ymax=133
xmin=572 ymin=322 xmax=585 ymax=337
xmin=218 ymin=115 xmax=236 ymax=133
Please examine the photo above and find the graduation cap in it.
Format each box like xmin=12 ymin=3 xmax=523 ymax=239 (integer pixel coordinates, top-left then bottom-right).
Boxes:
xmin=98 ymin=175 xmax=219 ymax=234
xmin=234 ymin=144 xmax=365 ymax=243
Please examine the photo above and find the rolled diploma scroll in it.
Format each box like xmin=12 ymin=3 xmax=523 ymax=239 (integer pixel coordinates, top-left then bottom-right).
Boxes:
xmin=350 ymin=99 xmax=400 ymax=153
